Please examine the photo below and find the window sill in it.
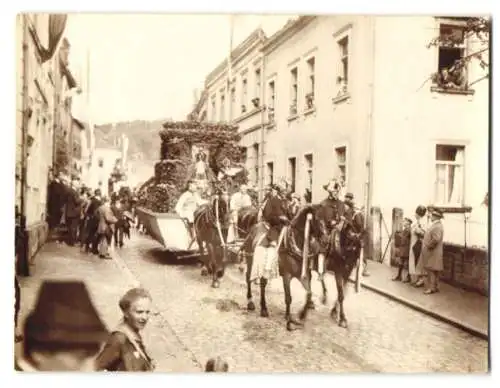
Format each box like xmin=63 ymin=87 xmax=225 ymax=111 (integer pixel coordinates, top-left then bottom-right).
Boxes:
xmin=429 ymin=205 xmax=473 ymax=214
xmin=332 ymin=93 xmax=351 ymax=104
xmin=287 ymin=114 xmax=299 ymax=122
xmin=430 ymin=86 xmax=475 ymax=96
xmin=266 ymin=122 xmax=276 ymax=129
xmin=304 ymin=107 xmax=316 ymax=116
xmin=233 ymin=107 xmax=263 ymax=124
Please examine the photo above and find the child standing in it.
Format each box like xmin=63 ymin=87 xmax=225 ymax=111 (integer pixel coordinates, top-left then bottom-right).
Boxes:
xmin=393 ymin=217 xmax=412 ymax=283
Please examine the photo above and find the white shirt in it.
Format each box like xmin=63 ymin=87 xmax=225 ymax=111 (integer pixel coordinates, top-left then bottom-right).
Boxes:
xmin=230 ymin=192 xmax=252 ymax=212
xmin=175 ymin=190 xmax=204 ymax=223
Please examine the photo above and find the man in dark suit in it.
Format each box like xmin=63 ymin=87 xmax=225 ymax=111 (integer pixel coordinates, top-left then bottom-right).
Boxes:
xmin=65 ymin=179 xmax=82 ymax=246
xmin=47 ymin=171 xmax=66 ymax=230
xmin=85 ymin=189 xmax=103 ymax=254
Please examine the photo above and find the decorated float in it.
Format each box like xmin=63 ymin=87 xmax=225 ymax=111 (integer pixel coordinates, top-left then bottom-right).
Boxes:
xmin=136 ymin=120 xmax=256 ymax=258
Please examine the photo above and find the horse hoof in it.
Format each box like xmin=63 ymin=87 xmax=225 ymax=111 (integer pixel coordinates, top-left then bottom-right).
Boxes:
xmin=299 ymin=309 xmax=307 ymax=321
xmin=238 ymin=265 xmax=245 ymax=273
xmin=247 ymin=301 xmax=255 ymax=311
xmin=286 ymin=321 xmax=293 ymax=331
xmin=339 ymin=319 xmax=348 ymax=329
xmin=211 ymin=280 xmax=220 ymax=289
xmin=201 ymin=268 xmax=208 ymax=277
xmin=330 ymin=308 xmax=338 ymax=321
xmin=306 ymin=300 xmax=316 ymax=310
xmin=260 ymin=309 xmax=269 ymax=318
xmin=321 ymin=295 xmax=328 ymax=305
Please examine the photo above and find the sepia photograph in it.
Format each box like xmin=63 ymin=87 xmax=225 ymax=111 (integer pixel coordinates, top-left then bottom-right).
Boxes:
xmin=8 ymin=2 xmax=493 ymax=377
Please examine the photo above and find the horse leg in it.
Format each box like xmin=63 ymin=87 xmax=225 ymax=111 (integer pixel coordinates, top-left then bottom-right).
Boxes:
xmin=306 ymin=269 xmax=316 ymax=310
xmin=211 ymin=245 xmax=220 ymax=289
xmin=246 ymin=256 xmax=255 ymax=311
xmin=259 ymin=277 xmax=269 ymax=317
xmin=283 ymin=273 xmax=297 ymax=331
xmin=299 ymin=270 xmax=313 ymax=322
xmin=200 ymin=241 xmax=208 ymax=277
xmin=334 ymin=271 xmax=348 ymax=328
xmin=320 ymin=275 xmax=328 ymax=305
xmin=330 ymin=270 xmax=341 ymax=322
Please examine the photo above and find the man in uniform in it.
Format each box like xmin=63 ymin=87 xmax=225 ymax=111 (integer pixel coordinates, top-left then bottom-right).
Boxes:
xmin=316 ymin=179 xmax=346 ymax=281
xmin=344 ymin=192 xmax=369 ymax=276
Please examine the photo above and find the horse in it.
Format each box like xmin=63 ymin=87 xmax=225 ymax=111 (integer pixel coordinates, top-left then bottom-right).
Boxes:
xmin=193 ymin=192 xmax=231 ymax=288
xmin=317 ymin=207 xmax=365 ymax=328
xmin=243 ymin=204 xmax=328 ymax=331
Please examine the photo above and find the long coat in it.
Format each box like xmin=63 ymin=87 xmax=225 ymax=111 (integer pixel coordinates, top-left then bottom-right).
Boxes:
xmin=421 ymin=220 xmax=444 ymax=272
xmin=96 ymin=204 xmax=118 ymax=235
xmin=409 ymin=217 xmax=427 ymax=276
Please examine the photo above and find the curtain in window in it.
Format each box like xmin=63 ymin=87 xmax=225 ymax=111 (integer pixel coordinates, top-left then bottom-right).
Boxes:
xmin=448 ymin=148 xmax=464 ymax=204
xmin=435 ymin=164 xmax=447 ymax=204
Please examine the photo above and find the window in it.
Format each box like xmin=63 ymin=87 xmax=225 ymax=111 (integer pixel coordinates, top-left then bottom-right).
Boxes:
xmin=435 ymin=22 xmax=468 ymax=89
xmin=241 ymin=78 xmax=248 ymax=113
xmin=290 ymin=67 xmax=298 ymax=115
xmin=304 ymin=154 xmax=313 ymax=197
xmin=230 ymin=87 xmax=236 ymax=120
xmin=288 ymin=157 xmax=297 ymax=193
xmin=434 ymin=144 xmax=465 ymax=206
xmin=253 ymin=143 xmax=260 ymax=185
xmin=220 ymin=93 xmax=225 ymax=122
xmin=268 ymin=80 xmax=276 ymax=122
xmin=211 ymin=97 xmax=216 ymax=121
xmin=335 ymin=146 xmax=347 ymax=185
xmin=98 ymin=158 xmax=104 ymax=168
xmin=306 ymin=57 xmax=315 ymax=109
xmin=337 ymin=36 xmax=349 ymax=90
xmin=254 ymin=68 xmax=261 ymax=102
xmin=266 ymin=162 xmax=274 ymax=186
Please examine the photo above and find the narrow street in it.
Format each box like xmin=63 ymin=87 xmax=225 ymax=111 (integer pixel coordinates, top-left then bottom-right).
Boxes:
xmin=114 ymin=232 xmax=488 ymax=373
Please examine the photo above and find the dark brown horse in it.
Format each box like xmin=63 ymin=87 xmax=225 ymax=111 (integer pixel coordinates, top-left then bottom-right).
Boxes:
xmin=193 ymin=193 xmax=230 ymax=288
xmin=318 ymin=208 xmax=365 ymax=328
xmin=243 ymin=204 xmax=328 ymax=331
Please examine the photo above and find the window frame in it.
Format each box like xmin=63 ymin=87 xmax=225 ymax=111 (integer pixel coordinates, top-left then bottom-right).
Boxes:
xmin=433 ymin=143 xmax=466 ymax=207
xmin=334 ymin=144 xmax=349 ymax=188
xmin=289 ymin=67 xmax=298 ymax=116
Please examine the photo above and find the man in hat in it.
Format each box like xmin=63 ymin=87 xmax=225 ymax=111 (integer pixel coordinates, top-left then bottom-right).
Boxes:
xmin=316 ymin=179 xmax=346 ymax=280
xmin=64 ymin=178 xmax=83 ymax=246
xmin=16 ymin=281 xmax=108 ymax=371
xmin=344 ymin=192 xmax=369 ymax=276
xmin=85 ymin=189 xmax=103 ymax=254
xmin=421 ymin=208 xmax=445 ymax=295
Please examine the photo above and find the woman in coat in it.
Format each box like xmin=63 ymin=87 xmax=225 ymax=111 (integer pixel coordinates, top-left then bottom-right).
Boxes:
xmin=409 ymin=205 xmax=428 ymax=287
xmin=95 ymin=287 xmax=155 ymax=372
xmin=96 ymin=197 xmax=118 ymax=259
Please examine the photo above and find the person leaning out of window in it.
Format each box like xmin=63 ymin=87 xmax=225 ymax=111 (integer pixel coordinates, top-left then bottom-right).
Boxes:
xmin=95 ymin=288 xmax=155 ymax=372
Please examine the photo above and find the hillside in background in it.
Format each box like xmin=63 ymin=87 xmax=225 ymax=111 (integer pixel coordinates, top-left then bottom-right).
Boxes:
xmin=94 ymin=118 xmax=171 ymax=162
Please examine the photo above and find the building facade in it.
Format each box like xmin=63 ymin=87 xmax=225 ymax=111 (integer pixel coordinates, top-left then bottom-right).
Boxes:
xmin=198 ymin=15 xmax=489 ymax=256
xmin=204 ymin=28 xmax=269 ymax=195
xmin=16 ymin=14 xmax=80 ymax=275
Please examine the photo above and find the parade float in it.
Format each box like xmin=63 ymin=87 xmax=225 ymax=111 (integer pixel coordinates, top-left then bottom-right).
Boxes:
xmin=136 ymin=120 xmax=255 ymax=257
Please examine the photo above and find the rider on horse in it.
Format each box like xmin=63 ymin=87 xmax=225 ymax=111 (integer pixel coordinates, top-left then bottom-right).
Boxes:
xmin=240 ymin=183 xmax=290 ymax=282
xmin=317 ymin=179 xmax=346 ymax=280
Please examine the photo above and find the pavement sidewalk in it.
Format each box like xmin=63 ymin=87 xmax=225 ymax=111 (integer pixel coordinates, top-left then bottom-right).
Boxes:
xmin=15 ymin=242 xmax=200 ymax=372
xmin=351 ymin=261 xmax=489 ymax=339
xmin=225 ymin=258 xmax=488 ymax=340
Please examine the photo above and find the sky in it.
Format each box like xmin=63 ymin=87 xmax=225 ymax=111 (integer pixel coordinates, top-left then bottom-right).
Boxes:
xmin=66 ymin=14 xmax=295 ymax=125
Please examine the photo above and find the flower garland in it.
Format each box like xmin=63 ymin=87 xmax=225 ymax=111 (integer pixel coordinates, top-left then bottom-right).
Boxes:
xmin=162 ymin=120 xmax=238 ymax=132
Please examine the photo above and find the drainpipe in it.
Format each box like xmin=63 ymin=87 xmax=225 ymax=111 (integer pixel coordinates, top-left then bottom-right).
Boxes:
xmin=18 ymin=14 xmax=30 ymax=276
xmin=259 ymin=46 xmax=267 ymax=202
xmin=358 ymin=16 xmax=376 ymax=291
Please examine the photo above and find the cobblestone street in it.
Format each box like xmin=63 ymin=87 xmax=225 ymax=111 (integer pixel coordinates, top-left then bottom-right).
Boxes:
xmin=115 ymin=233 xmax=489 ymax=373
